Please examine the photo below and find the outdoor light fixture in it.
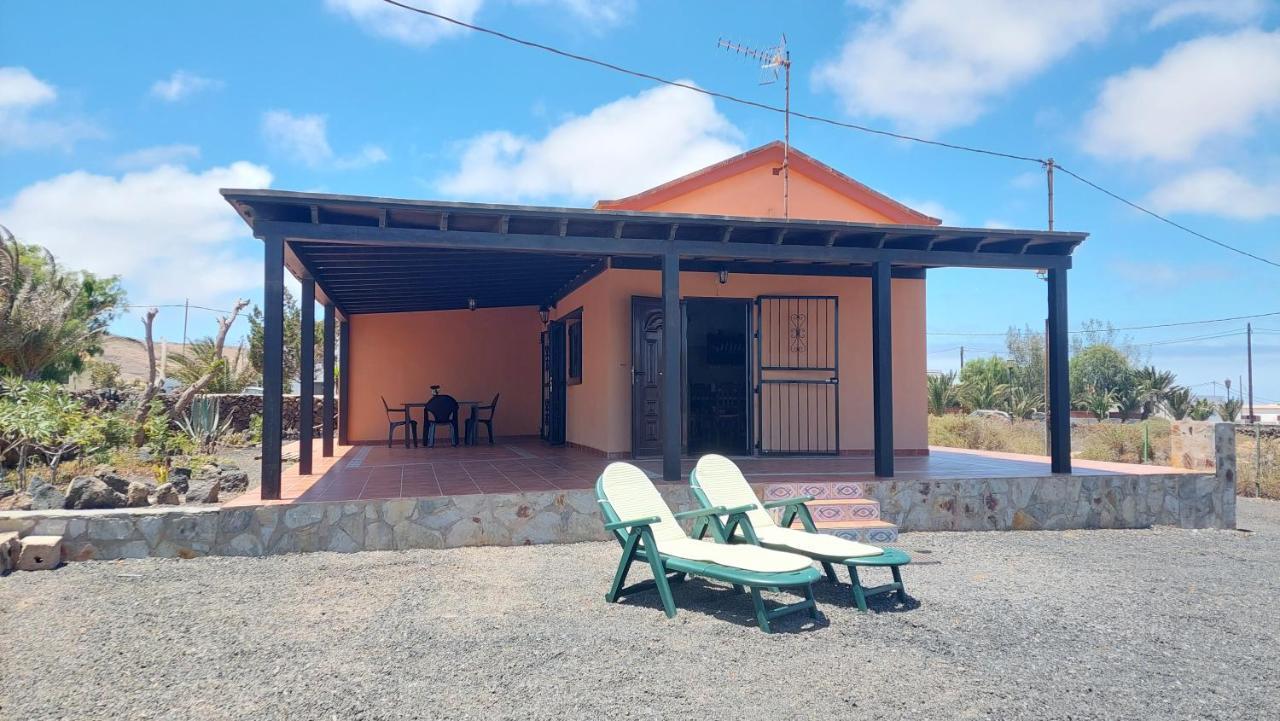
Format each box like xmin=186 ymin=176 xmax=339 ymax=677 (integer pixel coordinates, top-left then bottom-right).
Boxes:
xmin=538 ymin=306 xmax=550 ymax=325
xmin=1035 ymin=269 xmax=1048 ymax=281
xmin=467 ymin=297 xmax=477 ymax=311
xmin=718 ymin=269 xmax=729 ymax=285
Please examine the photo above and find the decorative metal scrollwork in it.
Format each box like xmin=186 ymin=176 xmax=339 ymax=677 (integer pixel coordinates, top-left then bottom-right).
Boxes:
xmin=788 ymin=312 xmax=807 ymax=353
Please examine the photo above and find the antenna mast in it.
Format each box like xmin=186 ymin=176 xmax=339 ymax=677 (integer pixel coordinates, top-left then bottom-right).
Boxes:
xmin=718 ymin=34 xmax=791 ymax=218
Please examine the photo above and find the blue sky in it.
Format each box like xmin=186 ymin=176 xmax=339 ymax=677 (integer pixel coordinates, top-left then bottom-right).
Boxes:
xmin=2 ymin=0 xmax=1278 ymax=401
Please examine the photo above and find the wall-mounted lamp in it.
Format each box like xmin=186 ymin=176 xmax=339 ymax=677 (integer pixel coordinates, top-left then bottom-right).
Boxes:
xmin=467 ymin=297 xmax=477 ymax=311
xmin=718 ymin=269 xmax=729 ymax=285
xmin=538 ymin=306 xmax=550 ymax=325
xmin=1035 ymin=269 xmax=1048 ymax=281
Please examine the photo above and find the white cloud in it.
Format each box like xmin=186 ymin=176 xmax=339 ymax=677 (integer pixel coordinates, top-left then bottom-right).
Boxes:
xmin=900 ymin=198 xmax=955 ymax=224
xmin=1147 ymin=167 xmax=1280 ymax=220
xmin=0 ymin=162 xmax=272 ymax=305
xmin=261 ymin=110 xmax=388 ymax=169
xmin=515 ymin=0 xmax=635 ymax=26
xmin=1148 ymin=0 xmax=1267 ymax=29
xmin=1082 ymin=29 xmax=1280 ymax=162
xmin=114 ymin=144 xmax=201 ymax=169
xmin=0 ymin=66 xmax=101 ymax=151
xmin=438 ymin=83 xmax=743 ymax=202
xmin=149 ymin=70 xmax=219 ymax=102
xmin=324 ymin=0 xmax=483 ymax=46
xmin=813 ymin=0 xmax=1122 ymax=135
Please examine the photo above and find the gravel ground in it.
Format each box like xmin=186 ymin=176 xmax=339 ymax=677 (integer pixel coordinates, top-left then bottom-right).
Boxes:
xmin=2 ymin=499 xmax=1278 ymax=721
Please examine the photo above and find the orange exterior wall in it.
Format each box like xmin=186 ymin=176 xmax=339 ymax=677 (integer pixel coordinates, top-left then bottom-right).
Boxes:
xmin=553 ymin=268 xmax=927 ymax=455
xmin=346 ymin=308 xmax=543 ymax=443
xmin=637 ymin=161 xmax=902 ymax=223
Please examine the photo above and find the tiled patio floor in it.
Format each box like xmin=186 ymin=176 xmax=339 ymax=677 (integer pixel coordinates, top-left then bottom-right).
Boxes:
xmin=223 ymin=438 xmax=1190 ymax=507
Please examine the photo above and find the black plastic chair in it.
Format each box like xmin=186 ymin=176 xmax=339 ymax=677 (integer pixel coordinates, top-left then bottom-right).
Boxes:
xmin=382 ymin=396 xmax=418 ymax=448
xmin=423 ymin=394 xmax=460 ymax=447
xmin=467 ymin=393 xmax=500 ymax=445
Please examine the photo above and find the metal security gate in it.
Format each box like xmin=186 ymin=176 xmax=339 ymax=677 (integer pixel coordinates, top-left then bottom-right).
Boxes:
xmin=755 ymin=296 xmax=838 ymax=455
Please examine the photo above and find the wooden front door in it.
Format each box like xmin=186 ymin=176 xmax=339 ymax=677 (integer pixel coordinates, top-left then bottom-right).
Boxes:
xmin=631 ymin=296 xmax=664 ymax=458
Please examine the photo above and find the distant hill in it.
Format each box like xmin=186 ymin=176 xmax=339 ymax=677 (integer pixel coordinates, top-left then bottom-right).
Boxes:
xmin=67 ymin=334 xmax=252 ymax=390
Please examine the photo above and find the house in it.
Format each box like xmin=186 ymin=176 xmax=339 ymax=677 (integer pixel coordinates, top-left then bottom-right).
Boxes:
xmin=224 ymin=141 xmax=1084 ymax=500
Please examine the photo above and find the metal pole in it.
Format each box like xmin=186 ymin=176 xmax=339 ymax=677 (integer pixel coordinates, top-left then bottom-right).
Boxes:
xmin=871 ymin=260 xmax=894 ymax=477
xmin=660 ymin=244 xmax=682 ymax=481
xmin=181 ymin=299 xmax=189 ymax=351
xmin=260 ymin=235 xmax=284 ymax=501
xmin=1246 ymin=321 xmax=1253 ymax=421
xmin=1256 ymin=423 xmax=1263 ymax=498
xmin=782 ymin=47 xmax=790 ymax=220
xmin=960 ymin=345 xmax=965 ymax=369
xmin=298 ymin=278 xmax=315 ymax=475
xmin=322 ymin=303 xmax=335 ymax=457
xmin=1046 ymin=267 xmax=1072 ymax=473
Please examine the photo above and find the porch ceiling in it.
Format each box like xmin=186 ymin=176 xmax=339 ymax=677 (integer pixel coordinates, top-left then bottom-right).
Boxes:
xmin=223 ymin=189 xmax=1088 ymax=316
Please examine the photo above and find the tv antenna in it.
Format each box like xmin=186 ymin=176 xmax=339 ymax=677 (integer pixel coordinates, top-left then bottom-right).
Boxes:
xmin=718 ymin=34 xmax=791 ymax=218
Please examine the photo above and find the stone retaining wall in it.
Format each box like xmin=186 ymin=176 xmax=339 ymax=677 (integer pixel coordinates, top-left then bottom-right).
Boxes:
xmin=0 ymin=467 xmax=1234 ymax=562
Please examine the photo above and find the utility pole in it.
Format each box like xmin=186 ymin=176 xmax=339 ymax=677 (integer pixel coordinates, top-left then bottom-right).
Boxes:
xmin=1045 ymin=158 xmax=1055 ymax=231
xmin=182 ymin=298 xmax=190 ymax=351
xmin=1248 ymin=323 xmax=1255 ymax=422
xmin=959 ymin=346 xmax=965 ymax=369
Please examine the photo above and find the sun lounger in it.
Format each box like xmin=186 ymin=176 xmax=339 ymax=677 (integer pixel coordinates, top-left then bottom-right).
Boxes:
xmin=596 ymin=461 xmax=821 ymax=632
xmin=689 ymin=454 xmax=912 ymax=612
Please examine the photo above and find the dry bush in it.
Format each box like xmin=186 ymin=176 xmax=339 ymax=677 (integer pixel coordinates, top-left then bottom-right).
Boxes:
xmin=1074 ymin=419 xmax=1171 ymax=465
xmin=1236 ymin=429 xmax=1280 ymax=500
xmin=928 ymin=416 xmax=1046 ymax=455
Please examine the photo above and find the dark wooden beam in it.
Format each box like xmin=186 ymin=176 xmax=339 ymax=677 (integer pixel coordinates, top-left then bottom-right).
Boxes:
xmin=547 ymin=257 xmax=610 ymax=307
xmin=661 ymin=243 xmax=681 ymax=482
xmin=338 ymin=319 xmax=350 ymax=447
xmin=871 ymin=260 xmax=894 ymax=478
xmin=298 ymin=279 xmax=315 ymax=475
xmin=1047 ymin=268 xmax=1072 ymax=473
xmin=261 ymin=234 xmax=285 ymax=500
xmin=256 ymin=220 xmax=1071 ymax=271
xmin=322 ymin=303 xmax=335 ymax=458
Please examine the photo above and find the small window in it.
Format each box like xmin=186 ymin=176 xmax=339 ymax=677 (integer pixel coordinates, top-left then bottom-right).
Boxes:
xmin=565 ymin=308 xmax=583 ymax=385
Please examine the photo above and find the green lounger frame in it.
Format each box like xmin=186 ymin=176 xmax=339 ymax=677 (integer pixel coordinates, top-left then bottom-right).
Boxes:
xmin=595 ymin=476 xmax=821 ymax=633
xmin=689 ymin=469 xmax=911 ymax=612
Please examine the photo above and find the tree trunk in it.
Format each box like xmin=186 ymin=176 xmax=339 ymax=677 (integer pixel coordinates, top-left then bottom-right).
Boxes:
xmin=172 ymin=299 xmax=249 ymax=420
xmin=132 ymin=308 xmax=161 ymax=446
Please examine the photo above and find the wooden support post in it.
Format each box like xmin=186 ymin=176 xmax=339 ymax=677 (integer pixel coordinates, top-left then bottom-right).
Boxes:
xmin=261 ymin=234 xmax=285 ymax=500
xmin=871 ymin=260 xmax=894 ymax=477
xmin=322 ymin=303 xmax=336 ymax=457
xmin=1046 ymin=267 xmax=1072 ymax=473
xmin=661 ymin=244 xmax=682 ymax=482
xmin=338 ymin=319 xmax=350 ymax=447
xmin=298 ymin=278 xmax=315 ymax=475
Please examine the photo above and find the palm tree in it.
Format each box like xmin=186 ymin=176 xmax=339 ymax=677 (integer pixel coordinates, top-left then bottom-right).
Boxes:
xmin=1163 ymin=386 xmax=1192 ymax=420
xmin=1114 ymin=383 xmax=1144 ymax=422
xmin=958 ymin=373 xmax=1009 ymax=413
xmin=927 ymin=371 xmax=959 ymax=416
xmin=1188 ymin=398 xmax=1215 ymax=421
xmin=1219 ymin=398 xmax=1242 ymax=423
xmin=1080 ymin=385 xmax=1116 ymax=422
xmin=1005 ymin=386 xmax=1043 ymax=421
xmin=1134 ymin=365 xmax=1176 ymax=419
xmin=168 ymin=337 xmax=254 ymax=394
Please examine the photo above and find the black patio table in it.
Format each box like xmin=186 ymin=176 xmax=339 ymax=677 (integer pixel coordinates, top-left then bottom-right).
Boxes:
xmin=405 ymin=400 xmax=481 ymax=445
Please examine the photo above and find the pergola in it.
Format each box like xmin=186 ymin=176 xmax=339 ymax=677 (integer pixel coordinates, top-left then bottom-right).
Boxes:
xmin=223 ymin=189 xmax=1087 ymax=500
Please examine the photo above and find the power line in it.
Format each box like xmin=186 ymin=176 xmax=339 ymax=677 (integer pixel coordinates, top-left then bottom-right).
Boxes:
xmin=377 ymin=0 xmax=1044 ymax=164
xmin=1054 ymin=164 xmax=1280 ymax=269
xmin=927 ymin=310 xmax=1280 ymax=337
xmin=122 ymin=303 xmax=237 ymax=314
xmin=1140 ymin=330 xmax=1245 ymax=348
xmin=380 ymin=0 xmax=1279 ymax=269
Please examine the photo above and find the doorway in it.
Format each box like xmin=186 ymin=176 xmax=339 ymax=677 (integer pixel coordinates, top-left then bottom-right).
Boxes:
xmin=630 ymin=297 xmax=664 ymax=457
xmin=685 ymin=298 xmax=751 ymax=456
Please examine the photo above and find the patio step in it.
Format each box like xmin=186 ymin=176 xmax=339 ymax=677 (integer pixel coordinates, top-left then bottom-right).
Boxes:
xmin=760 ymin=481 xmax=865 ymax=501
xmin=811 ymin=519 xmax=899 ymax=545
xmin=805 ymin=498 xmax=880 ymax=522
